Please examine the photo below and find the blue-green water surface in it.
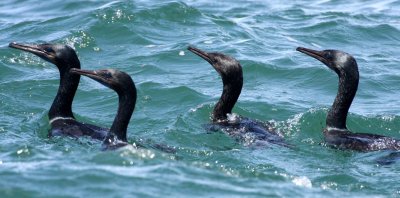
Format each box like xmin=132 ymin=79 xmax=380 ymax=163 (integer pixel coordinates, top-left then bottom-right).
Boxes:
xmin=1 ymin=0 xmax=400 ymax=197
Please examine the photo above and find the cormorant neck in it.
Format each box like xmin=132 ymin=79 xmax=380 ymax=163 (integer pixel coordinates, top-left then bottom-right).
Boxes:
xmin=326 ymin=70 xmax=359 ymax=129
xmin=213 ymin=77 xmax=243 ymax=121
xmin=109 ymin=89 xmax=137 ymax=141
xmin=48 ymin=63 xmax=80 ymax=120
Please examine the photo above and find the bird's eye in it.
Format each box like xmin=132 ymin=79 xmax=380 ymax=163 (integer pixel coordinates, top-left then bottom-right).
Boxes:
xmin=44 ymin=47 xmax=54 ymax=53
xmin=102 ymin=72 xmax=112 ymax=79
xmin=213 ymin=57 xmax=220 ymax=63
xmin=324 ymin=52 xmax=333 ymax=60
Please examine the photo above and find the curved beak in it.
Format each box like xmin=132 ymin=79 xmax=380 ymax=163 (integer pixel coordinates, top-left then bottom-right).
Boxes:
xmin=296 ymin=47 xmax=329 ymax=66
xmin=9 ymin=42 xmax=56 ymax=64
xmin=188 ymin=46 xmax=213 ymax=64
xmin=70 ymin=68 xmax=99 ymax=79
xmin=70 ymin=68 xmax=112 ymax=88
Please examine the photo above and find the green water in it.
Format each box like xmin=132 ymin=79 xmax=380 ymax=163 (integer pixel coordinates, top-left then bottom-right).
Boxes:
xmin=1 ymin=0 xmax=400 ymax=197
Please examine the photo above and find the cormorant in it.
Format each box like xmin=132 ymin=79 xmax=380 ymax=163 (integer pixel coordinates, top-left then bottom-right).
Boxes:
xmin=188 ymin=46 xmax=286 ymax=146
xmin=70 ymin=68 xmax=136 ymax=150
xmin=297 ymin=47 xmax=400 ymax=151
xmin=9 ymin=42 xmax=108 ymax=139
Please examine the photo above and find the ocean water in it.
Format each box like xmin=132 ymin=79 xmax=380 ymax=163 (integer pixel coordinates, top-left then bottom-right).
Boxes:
xmin=1 ymin=0 xmax=400 ymax=197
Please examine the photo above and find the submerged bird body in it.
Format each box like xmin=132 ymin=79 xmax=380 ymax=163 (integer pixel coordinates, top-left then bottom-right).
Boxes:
xmin=324 ymin=128 xmax=400 ymax=151
xmin=297 ymin=47 xmax=400 ymax=151
xmin=70 ymin=68 xmax=137 ymax=149
xmin=50 ymin=118 xmax=108 ymax=139
xmin=206 ymin=115 xmax=285 ymax=146
xmin=188 ymin=46 xmax=285 ymax=146
xmin=9 ymin=42 xmax=108 ymax=139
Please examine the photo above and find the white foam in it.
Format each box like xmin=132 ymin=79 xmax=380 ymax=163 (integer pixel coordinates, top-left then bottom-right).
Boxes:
xmin=292 ymin=176 xmax=312 ymax=188
xmin=227 ymin=113 xmax=240 ymax=123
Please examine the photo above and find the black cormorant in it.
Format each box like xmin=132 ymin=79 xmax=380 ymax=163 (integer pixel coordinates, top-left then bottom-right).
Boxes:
xmin=70 ymin=68 xmax=136 ymax=150
xmin=9 ymin=42 xmax=108 ymax=139
xmin=188 ymin=46 xmax=286 ymax=146
xmin=297 ymin=47 xmax=400 ymax=151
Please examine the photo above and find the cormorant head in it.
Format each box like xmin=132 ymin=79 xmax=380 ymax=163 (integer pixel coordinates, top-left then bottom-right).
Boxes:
xmin=188 ymin=46 xmax=243 ymax=82
xmin=70 ymin=68 xmax=135 ymax=96
xmin=9 ymin=42 xmax=80 ymax=70
xmin=296 ymin=47 xmax=358 ymax=77
xmin=188 ymin=46 xmax=243 ymax=121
